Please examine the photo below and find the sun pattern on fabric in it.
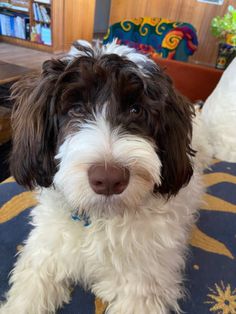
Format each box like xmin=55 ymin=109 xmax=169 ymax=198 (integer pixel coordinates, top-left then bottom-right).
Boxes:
xmin=205 ymin=282 xmax=236 ymax=314
xmin=190 ymin=160 xmax=236 ymax=260
xmin=0 ymin=190 xmax=37 ymax=223
xmin=95 ymin=298 xmax=107 ymax=314
xmin=190 ymin=225 xmax=234 ymax=260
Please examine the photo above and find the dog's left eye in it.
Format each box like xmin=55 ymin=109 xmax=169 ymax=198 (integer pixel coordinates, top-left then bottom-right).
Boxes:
xmin=129 ymin=104 xmax=141 ymax=115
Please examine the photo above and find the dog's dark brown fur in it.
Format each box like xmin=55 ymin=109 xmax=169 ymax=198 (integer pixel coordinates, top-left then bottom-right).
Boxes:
xmin=10 ymin=45 xmax=195 ymax=197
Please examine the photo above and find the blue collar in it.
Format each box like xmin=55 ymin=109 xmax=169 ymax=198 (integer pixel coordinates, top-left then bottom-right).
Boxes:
xmin=71 ymin=209 xmax=91 ymax=227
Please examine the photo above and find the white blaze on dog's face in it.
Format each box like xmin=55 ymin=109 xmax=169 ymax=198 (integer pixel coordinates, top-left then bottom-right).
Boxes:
xmin=54 ymin=107 xmax=162 ymax=217
xmin=10 ymin=41 xmax=195 ymax=218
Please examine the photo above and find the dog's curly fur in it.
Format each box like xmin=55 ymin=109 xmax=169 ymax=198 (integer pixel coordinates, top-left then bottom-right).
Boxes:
xmin=0 ymin=41 xmax=209 ymax=314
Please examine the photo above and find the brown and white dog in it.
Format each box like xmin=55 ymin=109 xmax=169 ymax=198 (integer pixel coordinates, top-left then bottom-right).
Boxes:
xmin=0 ymin=41 xmax=210 ymax=314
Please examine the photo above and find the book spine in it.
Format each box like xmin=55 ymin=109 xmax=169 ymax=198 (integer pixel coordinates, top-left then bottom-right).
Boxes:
xmin=35 ymin=3 xmax=43 ymax=21
xmin=32 ymin=3 xmax=38 ymax=21
xmin=0 ymin=14 xmax=11 ymax=36
xmin=0 ymin=14 xmax=5 ymax=35
xmin=39 ymin=5 xmax=50 ymax=23
xmin=10 ymin=15 xmax=14 ymax=37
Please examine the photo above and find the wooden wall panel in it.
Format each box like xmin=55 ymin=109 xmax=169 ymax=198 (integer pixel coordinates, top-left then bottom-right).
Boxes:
xmin=63 ymin=0 xmax=96 ymax=51
xmin=109 ymin=0 xmax=235 ymax=65
xmin=52 ymin=0 xmax=64 ymax=53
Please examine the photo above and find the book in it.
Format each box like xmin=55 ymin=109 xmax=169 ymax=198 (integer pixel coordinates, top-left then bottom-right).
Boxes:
xmin=9 ymin=14 xmax=14 ymax=36
xmin=41 ymin=25 xmax=51 ymax=45
xmin=0 ymin=11 xmax=29 ymax=39
xmin=30 ymin=23 xmax=42 ymax=43
xmin=35 ymin=3 xmax=43 ymax=21
xmin=39 ymin=4 xmax=50 ymax=23
xmin=34 ymin=0 xmax=50 ymax=4
xmin=32 ymin=2 xmax=38 ymax=20
xmin=14 ymin=15 xmax=26 ymax=38
xmin=0 ymin=12 xmax=13 ymax=36
xmin=0 ymin=14 xmax=7 ymax=35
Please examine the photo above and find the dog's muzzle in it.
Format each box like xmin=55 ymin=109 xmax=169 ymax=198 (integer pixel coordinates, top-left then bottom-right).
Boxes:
xmin=88 ymin=164 xmax=130 ymax=196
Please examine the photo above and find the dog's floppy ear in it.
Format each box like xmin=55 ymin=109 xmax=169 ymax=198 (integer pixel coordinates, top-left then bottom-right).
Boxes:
xmin=157 ymin=92 xmax=195 ymax=197
xmin=10 ymin=59 xmax=67 ymax=189
xmin=146 ymin=68 xmax=195 ymax=197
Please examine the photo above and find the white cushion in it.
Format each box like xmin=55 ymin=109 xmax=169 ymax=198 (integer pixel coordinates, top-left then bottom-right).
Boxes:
xmin=201 ymin=57 xmax=236 ymax=162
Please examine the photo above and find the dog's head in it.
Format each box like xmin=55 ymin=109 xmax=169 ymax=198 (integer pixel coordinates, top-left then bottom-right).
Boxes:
xmin=10 ymin=41 xmax=195 ymax=217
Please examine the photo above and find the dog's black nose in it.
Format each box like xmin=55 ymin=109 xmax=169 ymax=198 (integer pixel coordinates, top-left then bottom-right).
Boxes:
xmin=88 ymin=164 xmax=130 ymax=196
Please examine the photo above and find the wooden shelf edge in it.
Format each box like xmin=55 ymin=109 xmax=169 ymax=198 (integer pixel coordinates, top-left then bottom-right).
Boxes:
xmin=0 ymin=35 xmax=53 ymax=52
xmin=0 ymin=7 xmax=29 ymax=15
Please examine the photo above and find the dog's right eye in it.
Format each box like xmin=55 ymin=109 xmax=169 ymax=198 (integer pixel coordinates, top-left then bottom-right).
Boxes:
xmin=129 ymin=104 xmax=141 ymax=115
xmin=62 ymin=102 xmax=83 ymax=114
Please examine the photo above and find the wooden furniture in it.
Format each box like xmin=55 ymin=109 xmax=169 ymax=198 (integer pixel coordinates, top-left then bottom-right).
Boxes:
xmin=0 ymin=61 xmax=31 ymax=145
xmin=0 ymin=106 xmax=11 ymax=145
xmin=152 ymin=57 xmax=223 ymax=102
xmin=0 ymin=0 xmax=96 ymax=53
xmin=109 ymin=0 xmax=235 ymax=66
xmin=0 ymin=60 xmax=30 ymax=84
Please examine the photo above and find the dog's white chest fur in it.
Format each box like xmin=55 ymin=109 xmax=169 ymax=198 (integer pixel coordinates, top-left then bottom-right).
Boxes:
xmin=26 ymin=170 xmax=203 ymax=314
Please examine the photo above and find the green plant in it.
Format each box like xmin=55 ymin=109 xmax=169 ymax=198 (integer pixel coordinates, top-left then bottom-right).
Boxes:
xmin=211 ymin=5 xmax=236 ymax=41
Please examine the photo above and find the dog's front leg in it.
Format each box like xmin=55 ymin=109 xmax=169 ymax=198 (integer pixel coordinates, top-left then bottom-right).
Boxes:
xmin=0 ymin=225 xmax=72 ymax=314
xmin=105 ymin=293 xmax=170 ymax=314
xmin=96 ymin=279 xmax=182 ymax=314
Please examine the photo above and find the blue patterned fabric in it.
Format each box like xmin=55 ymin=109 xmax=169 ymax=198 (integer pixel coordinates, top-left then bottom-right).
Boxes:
xmin=182 ymin=161 xmax=236 ymax=313
xmin=103 ymin=17 xmax=198 ymax=61
xmin=0 ymin=160 xmax=236 ymax=313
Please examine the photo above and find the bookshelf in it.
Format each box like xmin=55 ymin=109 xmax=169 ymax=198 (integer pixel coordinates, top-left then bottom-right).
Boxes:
xmin=0 ymin=0 xmax=96 ymax=53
